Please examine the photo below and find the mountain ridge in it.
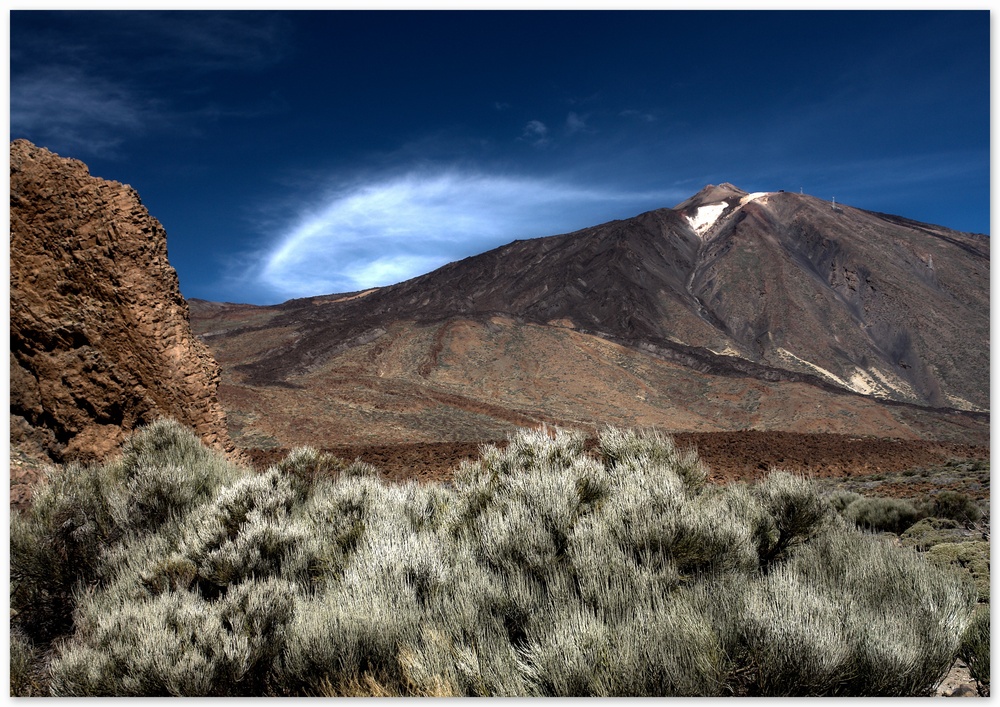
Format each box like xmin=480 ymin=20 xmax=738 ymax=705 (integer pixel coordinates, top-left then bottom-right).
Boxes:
xmin=191 ymin=182 xmax=988 ymax=451
xmin=207 ymin=185 xmax=988 ymax=413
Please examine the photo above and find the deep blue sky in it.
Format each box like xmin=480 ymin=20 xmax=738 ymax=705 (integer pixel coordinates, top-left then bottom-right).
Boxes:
xmin=10 ymin=10 xmax=990 ymax=305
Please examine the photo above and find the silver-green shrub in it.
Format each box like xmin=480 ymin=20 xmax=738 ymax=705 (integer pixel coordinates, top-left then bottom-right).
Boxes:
xmin=842 ymin=496 xmax=920 ymax=534
xmin=10 ymin=628 xmax=40 ymax=696
xmin=17 ymin=423 xmax=977 ymax=696
xmin=728 ymin=526 xmax=974 ymax=695
xmin=959 ymin=606 xmax=989 ymax=696
xmin=51 ymin=578 xmax=297 ymax=696
xmin=10 ymin=419 xmax=242 ymax=642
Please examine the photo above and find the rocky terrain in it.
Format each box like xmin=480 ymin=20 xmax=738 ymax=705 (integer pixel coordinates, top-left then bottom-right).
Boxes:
xmin=190 ymin=183 xmax=989 ymax=452
xmin=10 ymin=140 xmax=236 ymax=476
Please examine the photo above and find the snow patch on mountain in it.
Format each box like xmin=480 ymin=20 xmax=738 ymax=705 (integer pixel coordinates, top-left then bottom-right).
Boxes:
xmin=687 ymin=202 xmax=728 ymax=236
xmin=739 ymin=191 xmax=771 ymax=206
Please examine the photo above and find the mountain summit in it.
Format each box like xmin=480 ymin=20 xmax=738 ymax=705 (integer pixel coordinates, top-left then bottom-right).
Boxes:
xmin=191 ymin=183 xmax=989 ymax=448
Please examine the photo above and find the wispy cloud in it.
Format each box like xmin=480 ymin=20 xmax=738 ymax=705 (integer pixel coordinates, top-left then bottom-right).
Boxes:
xmin=10 ymin=67 xmax=150 ymax=157
xmin=10 ymin=11 xmax=289 ymax=157
xmin=566 ymin=111 xmax=589 ymax=134
xmin=521 ymin=120 xmax=549 ymax=147
xmin=250 ymin=169 xmax=675 ymax=301
xmin=134 ymin=11 xmax=289 ymax=72
xmin=620 ymin=109 xmax=656 ymax=123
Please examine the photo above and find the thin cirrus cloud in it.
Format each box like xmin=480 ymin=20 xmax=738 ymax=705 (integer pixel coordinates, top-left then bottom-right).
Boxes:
xmin=10 ymin=12 xmax=289 ymax=157
xmin=521 ymin=120 xmax=549 ymax=146
xmin=10 ymin=67 xmax=148 ymax=157
xmin=254 ymin=169 xmax=675 ymax=301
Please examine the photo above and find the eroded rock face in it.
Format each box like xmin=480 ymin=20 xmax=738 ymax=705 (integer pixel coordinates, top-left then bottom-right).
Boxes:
xmin=10 ymin=139 xmax=235 ymax=463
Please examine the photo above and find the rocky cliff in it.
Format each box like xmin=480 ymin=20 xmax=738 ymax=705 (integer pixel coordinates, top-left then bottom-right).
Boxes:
xmin=10 ymin=139 xmax=235 ymax=463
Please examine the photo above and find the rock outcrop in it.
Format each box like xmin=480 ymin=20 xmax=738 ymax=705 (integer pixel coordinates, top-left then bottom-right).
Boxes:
xmin=10 ymin=139 xmax=236 ymax=463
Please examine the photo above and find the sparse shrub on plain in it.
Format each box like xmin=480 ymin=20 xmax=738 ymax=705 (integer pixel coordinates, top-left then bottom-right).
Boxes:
xmin=958 ymin=606 xmax=989 ymax=696
xmin=13 ymin=421 xmax=978 ymax=696
xmin=925 ymin=541 xmax=990 ymax=603
xmin=826 ymin=489 xmax=862 ymax=513
xmin=900 ymin=517 xmax=964 ymax=551
xmin=917 ymin=490 xmax=983 ymax=526
xmin=841 ymin=496 xmax=920 ymax=534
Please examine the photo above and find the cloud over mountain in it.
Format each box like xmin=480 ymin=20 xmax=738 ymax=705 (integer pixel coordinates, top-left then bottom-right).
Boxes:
xmin=254 ymin=169 xmax=676 ymax=299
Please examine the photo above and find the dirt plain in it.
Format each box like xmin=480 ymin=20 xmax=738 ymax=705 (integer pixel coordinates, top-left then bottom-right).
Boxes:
xmin=242 ymin=429 xmax=990 ymax=503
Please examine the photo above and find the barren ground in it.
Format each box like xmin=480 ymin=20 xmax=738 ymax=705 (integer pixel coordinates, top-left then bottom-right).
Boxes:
xmin=242 ymin=429 xmax=989 ymax=503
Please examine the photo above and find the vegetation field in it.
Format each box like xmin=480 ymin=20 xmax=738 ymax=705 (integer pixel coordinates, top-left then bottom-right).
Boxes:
xmin=10 ymin=421 xmax=989 ymax=696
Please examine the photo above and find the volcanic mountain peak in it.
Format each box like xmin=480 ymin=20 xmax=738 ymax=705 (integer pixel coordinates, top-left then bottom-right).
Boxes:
xmin=190 ymin=177 xmax=989 ymax=450
xmin=216 ymin=181 xmax=987 ymax=419
xmin=671 ymin=182 xmax=779 ymax=238
xmin=673 ymin=182 xmax=747 ymax=210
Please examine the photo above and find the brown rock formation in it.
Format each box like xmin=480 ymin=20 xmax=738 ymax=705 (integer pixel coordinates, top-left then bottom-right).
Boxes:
xmin=10 ymin=139 xmax=236 ymax=463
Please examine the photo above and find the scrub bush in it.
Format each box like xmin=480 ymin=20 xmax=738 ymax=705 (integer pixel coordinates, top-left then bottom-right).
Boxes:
xmin=918 ymin=490 xmax=983 ymax=526
xmin=726 ymin=527 xmax=974 ymax=695
xmin=841 ymin=496 xmax=920 ymax=534
xmin=900 ymin=517 xmax=964 ymax=551
xmin=958 ymin=607 xmax=989 ymax=696
xmin=10 ymin=629 xmax=41 ymax=696
xmin=826 ymin=489 xmax=862 ymax=513
xmin=50 ymin=578 xmax=298 ymax=696
xmin=10 ymin=419 xmax=242 ymax=642
xmin=926 ymin=541 xmax=991 ymax=603
xmin=13 ymin=421 xmax=977 ymax=696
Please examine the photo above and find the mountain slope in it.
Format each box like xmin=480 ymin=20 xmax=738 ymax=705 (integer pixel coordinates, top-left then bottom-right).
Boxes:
xmin=191 ymin=183 xmax=988 ymax=449
xmin=221 ymin=183 xmax=988 ymax=411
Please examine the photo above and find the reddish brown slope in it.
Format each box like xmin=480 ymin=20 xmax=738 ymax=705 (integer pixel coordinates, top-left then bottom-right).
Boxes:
xmin=224 ymin=185 xmax=987 ymax=416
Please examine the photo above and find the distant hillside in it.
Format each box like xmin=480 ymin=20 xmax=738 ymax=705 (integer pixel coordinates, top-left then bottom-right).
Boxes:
xmin=190 ymin=183 xmax=988 ymax=449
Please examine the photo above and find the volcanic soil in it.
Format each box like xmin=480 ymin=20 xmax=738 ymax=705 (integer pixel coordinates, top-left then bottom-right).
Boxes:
xmin=243 ymin=430 xmax=989 ymax=503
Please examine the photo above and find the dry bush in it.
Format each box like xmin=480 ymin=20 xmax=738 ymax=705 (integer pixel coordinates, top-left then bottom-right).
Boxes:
xmin=958 ymin=607 xmax=989 ymax=696
xmin=918 ymin=490 xmax=983 ymax=526
xmin=925 ymin=541 xmax=990 ymax=603
xmin=841 ymin=496 xmax=920 ymax=534
xmin=10 ymin=628 xmax=42 ymax=696
xmin=14 ymin=422 xmax=977 ymax=697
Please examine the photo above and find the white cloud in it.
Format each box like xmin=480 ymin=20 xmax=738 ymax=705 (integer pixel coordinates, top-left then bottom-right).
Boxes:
xmin=254 ymin=169 xmax=675 ymax=301
xmin=524 ymin=120 xmax=548 ymax=136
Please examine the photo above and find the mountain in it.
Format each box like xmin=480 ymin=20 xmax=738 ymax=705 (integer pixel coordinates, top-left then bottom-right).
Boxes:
xmin=190 ymin=183 xmax=988 ymax=449
xmin=10 ymin=140 xmax=237 ymax=465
